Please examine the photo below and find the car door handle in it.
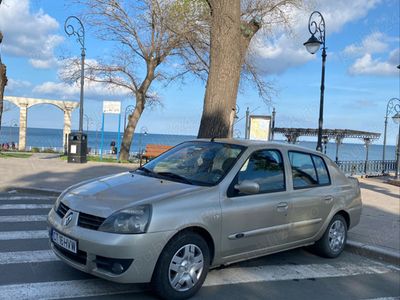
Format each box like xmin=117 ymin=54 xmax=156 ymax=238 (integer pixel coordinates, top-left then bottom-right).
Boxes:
xmin=276 ymin=202 xmax=289 ymax=212
xmin=323 ymin=195 xmax=334 ymax=203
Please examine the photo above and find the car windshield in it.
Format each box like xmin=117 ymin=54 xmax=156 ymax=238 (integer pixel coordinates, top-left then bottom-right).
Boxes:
xmin=137 ymin=141 xmax=246 ymax=186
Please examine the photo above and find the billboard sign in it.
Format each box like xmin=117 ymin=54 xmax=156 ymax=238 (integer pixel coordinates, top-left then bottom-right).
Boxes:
xmin=103 ymin=101 xmax=121 ymax=114
xmin=249 ymin=115 xmax=271 ymax=141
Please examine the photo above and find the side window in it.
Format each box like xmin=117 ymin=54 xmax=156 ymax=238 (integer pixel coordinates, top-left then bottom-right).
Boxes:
xmin=289 ymin=151 xmax=331 ymax=189
xmin=312 ymin=155 xmax=331 ymax=185
xmin=230 ymin=149 xmax=285 ymax=196
xmin=289 ymin=152 xmax=318 ymax=189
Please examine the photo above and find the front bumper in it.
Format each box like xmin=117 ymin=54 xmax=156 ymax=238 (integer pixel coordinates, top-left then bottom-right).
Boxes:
xmin=47 ymin=207 xmax=175 ymax=283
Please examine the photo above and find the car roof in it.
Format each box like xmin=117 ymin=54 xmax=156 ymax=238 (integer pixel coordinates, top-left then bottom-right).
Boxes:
xmin=193 ymin=138 xmax=328 ymax=158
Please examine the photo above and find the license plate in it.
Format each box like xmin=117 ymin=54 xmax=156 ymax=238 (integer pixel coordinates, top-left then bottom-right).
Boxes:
xmin=51 ymin=229 xmax=77 ymax=254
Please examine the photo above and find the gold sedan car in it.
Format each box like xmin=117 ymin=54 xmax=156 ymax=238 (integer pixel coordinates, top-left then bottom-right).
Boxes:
xmin=48 ymin=139 xmax=362 ymax=299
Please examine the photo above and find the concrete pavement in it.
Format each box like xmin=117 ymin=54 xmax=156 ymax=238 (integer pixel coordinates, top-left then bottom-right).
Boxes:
xmin=0 ymin=153 xmax=137 ymax=193
xmin=347 ymin=177 xmax=400 ymax=264
xmin=0 ymin=153 xmax=399 ymax=264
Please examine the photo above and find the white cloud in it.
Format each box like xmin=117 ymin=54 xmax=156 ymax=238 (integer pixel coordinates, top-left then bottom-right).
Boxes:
xmin=252 ymin=0 xmax=382 ymax=75
xmin=32 ymin=80 xmax=132 ymax=100
xmin=349 ymin=52 xmax=399 ymax=76
xmin=343 ymin=32 xmax=399 ymax=76
xmin=7 ymin=78 xmax=32 ymax=91
xmin=343 ymin=32 xmax=389 ymax=56
xmin=0 ymin=0 xmax=63 ymax=69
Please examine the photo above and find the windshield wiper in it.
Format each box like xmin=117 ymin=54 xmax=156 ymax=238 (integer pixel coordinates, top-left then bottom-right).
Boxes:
xmin=155 ymin=172 xmax=193 ymax=185
xmin=136 ymin=166 xmax=156 ymax=175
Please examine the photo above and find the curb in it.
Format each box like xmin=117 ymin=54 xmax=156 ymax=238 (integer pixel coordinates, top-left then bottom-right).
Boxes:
xmin=346 ymin=240 xmax=400 ymax=265
xmin=0 ymin=187 xmax=62 ymax=196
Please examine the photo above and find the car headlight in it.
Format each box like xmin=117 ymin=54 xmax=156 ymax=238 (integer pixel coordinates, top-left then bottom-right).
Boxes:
xmin=98 ymin=205 xmax=152 ymax=234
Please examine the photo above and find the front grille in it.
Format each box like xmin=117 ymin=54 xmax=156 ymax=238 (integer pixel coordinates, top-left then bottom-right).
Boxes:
xmin=53 ymin=243 xmax=87 ymax=265
xmin=78 ymin=212 xmax=106 ymax=230
xmin=56 ymin=202 xmax=70 ymax=218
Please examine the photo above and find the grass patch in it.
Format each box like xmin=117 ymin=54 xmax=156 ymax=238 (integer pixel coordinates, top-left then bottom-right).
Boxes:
xmin=0 ymin=152 xmax=32 ymax=158
xmin=60 ymin=155 xmax=132 ymax=163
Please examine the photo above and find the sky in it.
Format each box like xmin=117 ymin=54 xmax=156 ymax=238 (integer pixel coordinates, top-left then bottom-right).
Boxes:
xmin=0 ymin=0 xmax=399 ymax=145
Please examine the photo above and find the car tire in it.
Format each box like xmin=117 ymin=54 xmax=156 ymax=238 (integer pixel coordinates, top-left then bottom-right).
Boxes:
xmin=151 ymin=232 xmax=210 ymax=300
xmin=313 ymin=214 xmax=348 ymax=258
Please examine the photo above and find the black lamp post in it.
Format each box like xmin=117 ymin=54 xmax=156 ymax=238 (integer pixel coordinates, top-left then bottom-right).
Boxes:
xmin=392 ymin=109 xmax=400 ymax=180
xmin=65 ymin=16 xmax=85 ymax=133
xmin=382 ymin=98 xmax=400 ymax=173
xmin=304 ymin=11 xmax=327 ymax=152
xmin=124 ymin=105 xmax=135 ymax=130
xmin=65 ymin=16 xmax=87 ymax=163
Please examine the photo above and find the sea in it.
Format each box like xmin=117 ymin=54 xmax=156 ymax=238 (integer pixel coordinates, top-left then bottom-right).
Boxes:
xmin=0 ymin=126 xmax=397 ymax=162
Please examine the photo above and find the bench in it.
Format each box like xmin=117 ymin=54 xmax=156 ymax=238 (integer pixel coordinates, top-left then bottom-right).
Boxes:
xmin=141 ymin=144 xmax=173 ymax=165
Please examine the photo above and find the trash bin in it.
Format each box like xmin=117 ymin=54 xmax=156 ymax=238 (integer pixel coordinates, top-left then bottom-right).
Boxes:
xmin=67 ymin=132 xmax=87 ymax=163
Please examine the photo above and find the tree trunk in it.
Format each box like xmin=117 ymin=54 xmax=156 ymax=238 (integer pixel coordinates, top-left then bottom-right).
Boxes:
xmin=197 ymin=1 xmax=242 ymax=138
xmin=119 ymin=93 xmax=145 ymax=161
xmin=197 ymin=2 xmax=260 ymax=139
xmin=0 ymin=62 xmax=7 ymax=137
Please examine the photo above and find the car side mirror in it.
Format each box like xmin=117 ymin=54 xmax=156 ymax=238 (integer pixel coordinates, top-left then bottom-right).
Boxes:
xmin=234 ymin=180 xmax=260 ymax=195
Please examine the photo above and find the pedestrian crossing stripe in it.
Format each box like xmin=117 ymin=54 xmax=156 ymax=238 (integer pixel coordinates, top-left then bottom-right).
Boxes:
xmin=0 ymin=250 xmax=57 ymax=265
xmin=0 ymin=230 xmax=48 ymax=240
xmin=0 ymin=204 xmax=53 ymax=210
xmin=0 ymin=196 xmax=56 ymax=201
xmin=0 ymin=215 xmax=48 ymax=222
xmin=0 ymin=261 xmax=397 ymax=299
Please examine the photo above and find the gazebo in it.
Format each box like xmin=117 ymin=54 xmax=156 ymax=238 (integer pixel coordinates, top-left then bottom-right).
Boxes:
xmin=272 ymin=127 xmax=381 ymax=162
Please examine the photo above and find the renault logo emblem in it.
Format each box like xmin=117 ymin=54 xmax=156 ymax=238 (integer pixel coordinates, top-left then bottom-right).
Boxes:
xmin=63 ymin=211 xmax=74 ymax=226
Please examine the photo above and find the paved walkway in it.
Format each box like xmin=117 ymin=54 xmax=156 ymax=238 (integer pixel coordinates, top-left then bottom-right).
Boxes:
xmin=347 ymin=177 xmax=399 ymax=262
xmin=0 ymin=153 xmax=136 ymax=192
xmin=0 ymin=154 xmax=399 ymax=262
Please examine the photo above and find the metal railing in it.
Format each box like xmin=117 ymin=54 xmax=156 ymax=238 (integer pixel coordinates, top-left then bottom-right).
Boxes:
xmin=337 ymin=160 xmax=397 ymax=176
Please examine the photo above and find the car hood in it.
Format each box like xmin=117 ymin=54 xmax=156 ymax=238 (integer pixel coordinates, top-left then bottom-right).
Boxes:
xmin=61 ymin=172 xmax=207 ymax=218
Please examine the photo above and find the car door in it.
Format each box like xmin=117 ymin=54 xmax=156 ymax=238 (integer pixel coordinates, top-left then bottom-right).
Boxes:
xmin=220 ymin=149 xmax=290 ymax=259
xmin=287 ymin=151 xmax=335 ymax=243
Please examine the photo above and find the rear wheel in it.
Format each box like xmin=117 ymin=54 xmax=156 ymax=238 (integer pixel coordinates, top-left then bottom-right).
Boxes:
xmin=313 ymin=214 xmax=347 ymax=258
xmin=152 ymin=232 xmax=210 ymax=300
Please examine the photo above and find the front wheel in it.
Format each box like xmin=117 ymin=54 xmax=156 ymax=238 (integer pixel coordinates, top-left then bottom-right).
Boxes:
xmin=152 ymin=232 xmax=210 ymax=300
xmin=313 ymin=214 xmax=348 ymax=258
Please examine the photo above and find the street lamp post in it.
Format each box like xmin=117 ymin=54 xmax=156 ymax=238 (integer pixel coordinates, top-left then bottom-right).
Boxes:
xmin=138 ymin=126 xmax=148 ymax=166
xmin=363 ymin=138 xmax=371 ymax=175
xmin=382 ymin=98 xmax=400 ymax=173
xmin=392 ymin=110 xmax=400 ymax=180
xmin=65 ymin=16 xmax=85 ymax=133
xmin=65 ymin=16 xmax=87 ymax=163
xmin=83 ymin=114 xmax=91 ymax=133
xmin=322 ymin=135 xmax=329 ymax=154
xmin=124 ymin=105 xmax=135 ymax=130
xmin=304 ymin=11 xmax=327 ymax=153
xmin=231 ymin=105 xmax=240 ymax=138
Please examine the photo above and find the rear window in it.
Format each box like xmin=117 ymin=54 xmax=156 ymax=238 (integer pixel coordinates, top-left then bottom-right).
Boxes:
xmin=312 ymin=155 xmax=330 ymax=185
xmin=289 ymin=151 xmax=331 ymax=189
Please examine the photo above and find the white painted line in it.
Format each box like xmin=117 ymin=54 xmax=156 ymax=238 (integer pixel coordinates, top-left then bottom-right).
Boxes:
xmin=0 ymin=215 xmax=48 ymax=222
xmin=0 ymin=261 xmax=396 ymax=299
xmin=0 ymin=250 xmax=58 ymax=265
xmin=0 ymin=279 xmax=143 ymax=300
xmin=0 ymin=230 xmax=48 ymax=240
xmin=0 ymin=204 xmax=53 ymax=210
xmin=363 ymin=298 xmax=400 ymax=300
xmin=203 ymin=262 xmax=393 ymax=287
xmin=0 ymin=196 xmax=56 ymax=201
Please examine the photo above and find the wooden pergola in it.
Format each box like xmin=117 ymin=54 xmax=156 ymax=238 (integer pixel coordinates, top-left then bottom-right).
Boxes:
xmin=272 ymin=127 xmax=381 ymax=162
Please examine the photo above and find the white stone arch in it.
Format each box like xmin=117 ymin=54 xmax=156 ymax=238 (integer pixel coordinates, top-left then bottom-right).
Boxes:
xmin=3 ymin=96 xmax=79 ymax=151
